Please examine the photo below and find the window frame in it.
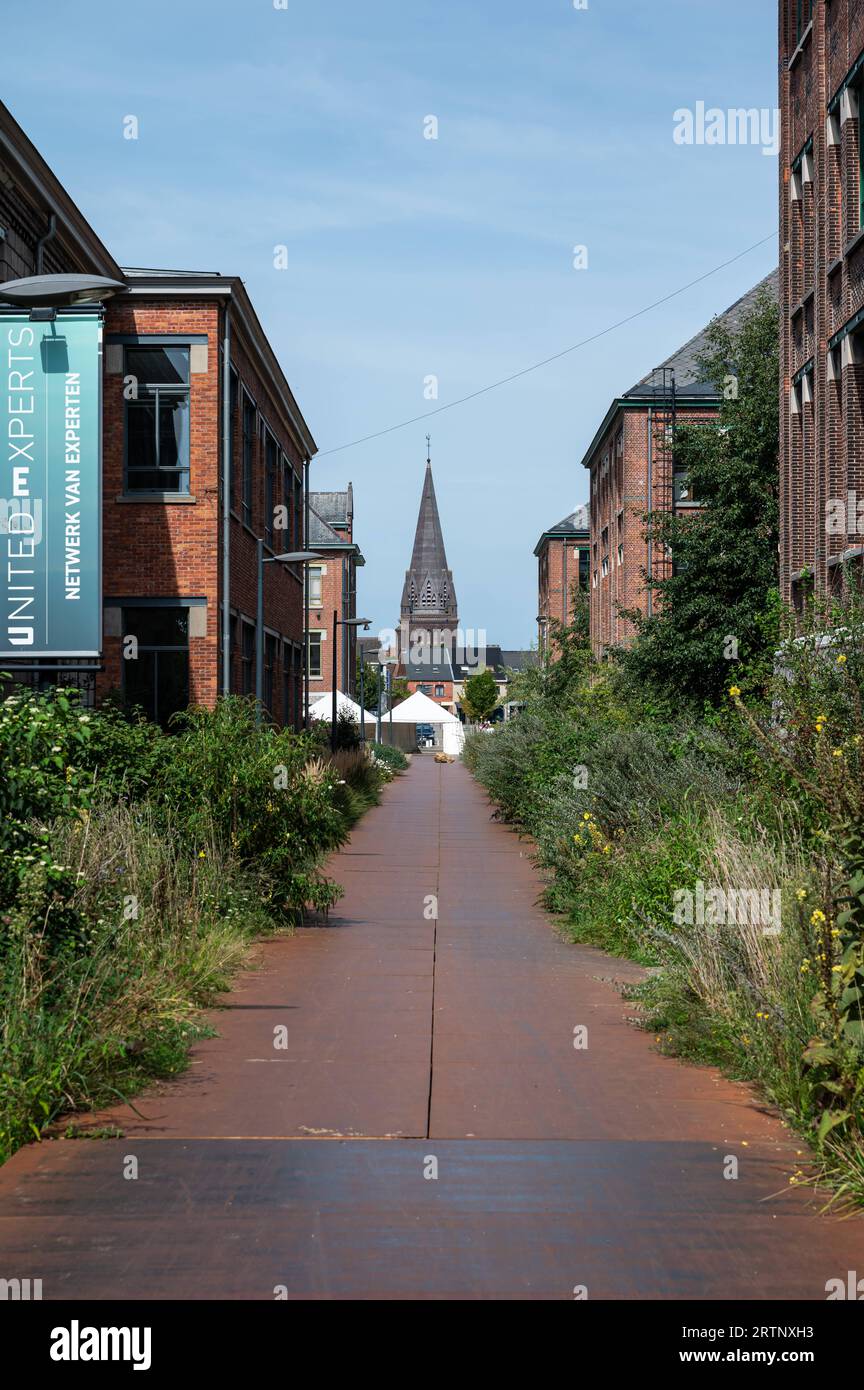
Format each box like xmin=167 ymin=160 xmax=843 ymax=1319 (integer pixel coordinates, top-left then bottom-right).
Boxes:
xmin=242 ymin=392 xmax=256 ymax=527
xmin=120 ymin=602 xmax=190 ymax=726
xmin=123 ymin=344 xmax=191 ymax=495
xmin=307 ymin=630 xmax=323 ymax=679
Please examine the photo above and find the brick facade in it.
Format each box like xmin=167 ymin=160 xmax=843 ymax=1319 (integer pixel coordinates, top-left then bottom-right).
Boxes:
xmin=780 ymin=0 xmax=864 ymax=606
xmin=307 ymin=488 xmax=363 ymax=702
xmin=99 ymin=288 xmax=312 ymax=727
xmin=534 ymin=506 xmax=589 ymax=655
xmin=582 ymin=274 xmax=777 ymax=657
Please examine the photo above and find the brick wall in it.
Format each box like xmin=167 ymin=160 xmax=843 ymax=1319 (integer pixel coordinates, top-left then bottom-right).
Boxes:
xmin=536 ymin=535 xmax=588 ymax=651
xmin=587 ymin=404 xmax=715 ymax=656
xmin=99 ymin=296 xmax=307 ymax=726
xmin=780 ymin=0 xmax=864 ymax=605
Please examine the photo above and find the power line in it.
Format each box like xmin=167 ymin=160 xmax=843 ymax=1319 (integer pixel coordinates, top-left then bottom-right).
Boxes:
xmin=317 ymin=231 xmax=777 ymax=458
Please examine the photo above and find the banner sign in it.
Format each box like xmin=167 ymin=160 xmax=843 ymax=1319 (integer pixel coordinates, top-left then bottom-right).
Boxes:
xmin=0 ymin=312 xmax=101 ymax=657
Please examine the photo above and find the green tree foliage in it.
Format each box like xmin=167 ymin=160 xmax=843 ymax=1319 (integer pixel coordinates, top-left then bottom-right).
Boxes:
xmin=619 ymin=287 xmax=780 ymax=705
xmin=460 ymin=668 xmax=500 ymax=721
xmin=358 ymin=663 xmax=410 ymax=711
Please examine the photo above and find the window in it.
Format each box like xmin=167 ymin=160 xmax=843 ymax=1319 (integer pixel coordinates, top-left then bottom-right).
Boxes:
xmin=125 ymin=346 xmax=190 ymax=493
xmin=673 ymin=469 xmax=700 ymax=506
xmin=122 ymin=606 xmax=189 ymax=727
xmin=264 ymin=633 xmax=277 ymax=713
xmin=308 ymin=631 xmax=322 ymax=679
xmin=242 ymin=395 xmax=255 ymax=526
xmin=241 ymin=621 xmax=255 ymax=696
xmin=578 ymin=546 xmax=590 ymax=591
xmin=228 ymin=368 xmax=239 ymax=503
xmin=795 ymin=0 xmax=812 ymax=44
xmin=435 ymin=684 xmax=445 ymax=697
xmin=601 ymin=556 xmax=609 ymax=578
xmin=264 ymin=433 xmax=277 ymax=546
xmin=283 ymin=640 xmax=302 ymax=730
xmin=617 ymin=544 xmax=624 ymax=566
xmin=309 ymin=566 xmax=324 ymax=606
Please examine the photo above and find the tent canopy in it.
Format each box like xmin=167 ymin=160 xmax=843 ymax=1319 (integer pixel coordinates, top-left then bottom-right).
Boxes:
xmin=308 ymin=691 xmax=365 ymax=721
xmin=387 ymin=690 xmax=461 ymax=724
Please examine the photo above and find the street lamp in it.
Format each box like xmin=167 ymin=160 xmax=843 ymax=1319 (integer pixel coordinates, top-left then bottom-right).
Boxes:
xmin=331 ymin=613 xmax=371 ymax=753
xmin=256 ymin=544 xmax=324 ymax=724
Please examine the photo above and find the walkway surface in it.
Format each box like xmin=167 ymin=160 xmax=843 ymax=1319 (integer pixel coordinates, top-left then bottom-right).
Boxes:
xmin=0 ymin=757 xmax=861 ymax=1299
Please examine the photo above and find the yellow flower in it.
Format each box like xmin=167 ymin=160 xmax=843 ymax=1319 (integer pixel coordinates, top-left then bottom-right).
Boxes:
xmin=831 ymin=928 xmax=841 ymax=938
xmin=832 ymin=748 xmax=843 ymax=758
xmin=198 ymin=851 xmax=207 ymax=860
xmin=602 ymin=844 xmax=611 ymax=855
xmin=836 ymin=654 xmax=847 ymax=665
xmin=795 ymin=888 xmax=807 ymax=902
xmin=810 ymin=910 xmax=826 ymax=925
xmin=832 ymin=965 xmax=843 ymax=973
xmin=582 ymin=812 xmax=591 ymax=821
xmin=728 ymin=685 xmax=741 ymax=698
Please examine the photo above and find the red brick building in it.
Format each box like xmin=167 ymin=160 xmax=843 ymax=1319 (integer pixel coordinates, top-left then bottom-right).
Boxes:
xmin=534 ymin=505 xmax=589 ymax=655
xmin=581 ymin=273 xmax=777 ymax=657
xmin=1 ymin=99 xmax=317 ymax=728
xmin=779 ymin=0 xmax=864 ymax=607
xmin=306 ymin=486 xmax=364 ymax=703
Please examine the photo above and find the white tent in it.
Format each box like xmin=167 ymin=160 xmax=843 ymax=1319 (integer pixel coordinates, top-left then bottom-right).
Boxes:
xmin=308 ymin=691 xmax=365 ymax=722
xmin=388 ymin=689 xmax=465 ymax=756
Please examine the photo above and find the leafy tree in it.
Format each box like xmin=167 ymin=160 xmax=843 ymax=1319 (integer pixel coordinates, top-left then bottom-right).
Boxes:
xmin=358 ymin=663 xmax=410 ymax=711
xmin=461 ymin=668 xmax=501 ymax=721
xmin=618 ymin=287 xmax=780 ymax=706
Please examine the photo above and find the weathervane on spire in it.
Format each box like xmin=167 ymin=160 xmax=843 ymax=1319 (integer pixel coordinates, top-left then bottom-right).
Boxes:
xmin=426 ymin=433 xmax=431 ymax=466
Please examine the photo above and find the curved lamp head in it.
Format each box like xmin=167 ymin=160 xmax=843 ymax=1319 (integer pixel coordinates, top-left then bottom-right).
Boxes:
xmin=0 ymin=274 xmax=127 ymax=307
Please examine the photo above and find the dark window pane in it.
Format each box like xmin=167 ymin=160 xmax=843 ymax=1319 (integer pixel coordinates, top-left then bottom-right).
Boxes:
xmin=123 ymin=607 xmax=189 ymax=648
xmin=156 ymin=651 xmax=189 ymax=727
xmin=124 ymin=650 xmax=157 ymax=721
xmin=127 ymin=401 xmax=157 ymax=472
xmin=126 ymin=346 xmax=189 ymax=386
xmin=160 ymin=395 xmax=189 ymax=471
xmin=126 ymin=468 xmax=168 ymax=492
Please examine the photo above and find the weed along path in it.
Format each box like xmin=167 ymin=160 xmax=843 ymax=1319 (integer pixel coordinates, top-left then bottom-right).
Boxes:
xmin=0 ymin=757 xmax=861 ymax=1300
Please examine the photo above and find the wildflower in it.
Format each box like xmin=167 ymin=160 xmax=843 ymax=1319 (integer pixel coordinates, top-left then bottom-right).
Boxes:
xmin=836 ymin=654 xmax=847 ymax=665
xmin=831 ymin=928 xmax=841 ymax=938
xmin=832 ymin=965 xmax=843 ymax=973
xmin=198 ymin=851 xmax=207 ymax=860
xmin=795 ymin=888 xmax=807 ymax=902
xmin=582 ymin=812 xmax=591 ymax=821
xmin=832 ymin=748 xmax=843 ymax=758
xmin=728 ymin=685 xmax=741 ymax=698
xmin=800 ymin=959 xmax=811 ymax=973
xmin=810 ymin=910 xmax=826 ymax=925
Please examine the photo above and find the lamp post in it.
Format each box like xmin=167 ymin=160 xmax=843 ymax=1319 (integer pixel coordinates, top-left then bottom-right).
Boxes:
xmin=331 ymin=613 xmax=371 ymax=753
xmin=256 ymin=545 xmax=324 ymax=725
xmin=359 ymin=662 xmax=366 ymax=745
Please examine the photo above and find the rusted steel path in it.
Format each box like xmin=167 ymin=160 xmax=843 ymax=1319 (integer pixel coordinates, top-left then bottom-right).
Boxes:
xmin=1 ymin=757 xmax=861 ymax=1299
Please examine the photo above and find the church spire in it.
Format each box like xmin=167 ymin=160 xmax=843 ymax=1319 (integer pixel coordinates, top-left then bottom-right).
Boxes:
xmin=400 ymin=446 xmax=458 ymax=629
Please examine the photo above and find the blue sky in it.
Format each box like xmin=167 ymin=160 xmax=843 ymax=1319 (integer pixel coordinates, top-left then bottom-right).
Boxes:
xmin=5 ymin=0 xmax=778 ymax=646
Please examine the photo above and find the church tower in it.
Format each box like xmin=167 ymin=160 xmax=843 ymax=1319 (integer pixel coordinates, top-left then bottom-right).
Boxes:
xmin=400 ymin=441 xmax=458 ymax=656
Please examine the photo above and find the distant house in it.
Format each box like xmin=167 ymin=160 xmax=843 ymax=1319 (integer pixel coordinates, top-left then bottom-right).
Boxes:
xmin=307 ymin=485 xmax=364 ymax=703
xmin=454 ymin=645 xmax=536 ymax=721
xmin=534 ymin=505 xmax=589 ymax=657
